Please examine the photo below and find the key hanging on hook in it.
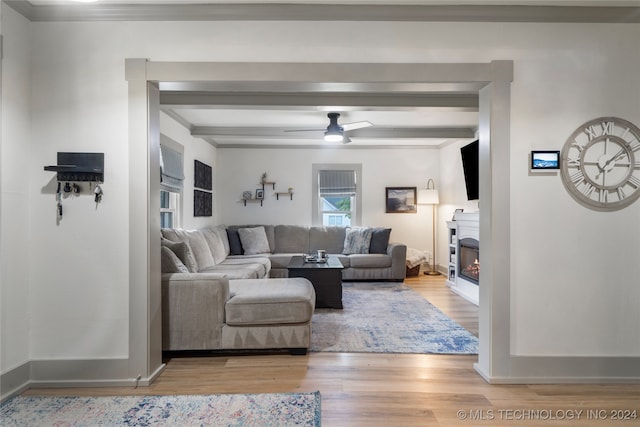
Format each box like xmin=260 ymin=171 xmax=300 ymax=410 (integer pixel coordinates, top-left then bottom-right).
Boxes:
xmin=94 ymin=184 xmax=103 ymax=204
xmin=56 ymin=181 xmax=63 ymax=220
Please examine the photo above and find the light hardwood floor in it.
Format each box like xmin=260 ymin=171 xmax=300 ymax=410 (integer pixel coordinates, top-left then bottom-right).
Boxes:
xmin=23 ymin=274 xmax=640 ymax=426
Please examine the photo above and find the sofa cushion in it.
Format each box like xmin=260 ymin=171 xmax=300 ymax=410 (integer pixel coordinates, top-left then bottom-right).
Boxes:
xmin=220 ymin=256 xmax=271 ymax=278
xmin=162 ymin=229 xmax=215 ymax=271
xmin=343 ymin=227 xmax=373 ymax=254
xmin=349 ymin=253 xmax=392 ymax=268
xmin=238 ymin=226 xmax=271 ymax=255
xmin=309 ymin=226 xmax=346 ymax=254
xmin=228 ymin=225 xmax=275 ymax=252
xmin=227 ymin=228 xmax=244 ymax=255
xmin=161 ymin=238 xmax=198 ymax=273
xmin=369 ymin=227 xmax=392 ymax=254
xmin=200 ymin=264 xmax=265 ymax=279
xmin=160 ymin=246 xmax=189 ymax=273
xmin=202 ymin=227 xmax=227 ymax=264
xmin=183 ymin=230 xmax=216 ymax=271
xmin=226 ymin=278 xmax=315 ymax=326
xmin=274 ymin=225 xmax=310 ymax=253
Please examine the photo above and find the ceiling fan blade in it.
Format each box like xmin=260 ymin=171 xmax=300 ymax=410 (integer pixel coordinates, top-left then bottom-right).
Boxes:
xmin=342 ymin=121 xmax=373 ymax=131
xmin=283 ymin=128 xmax=325 ymax=133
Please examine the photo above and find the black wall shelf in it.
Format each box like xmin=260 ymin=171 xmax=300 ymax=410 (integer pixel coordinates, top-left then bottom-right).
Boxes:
xmin=44 ymin=152 xmax=104 ymax=182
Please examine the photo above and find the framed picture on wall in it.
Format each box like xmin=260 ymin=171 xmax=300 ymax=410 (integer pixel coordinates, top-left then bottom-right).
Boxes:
xmin=255 ymin=189 xmax=264 ymax=199
xmin=194 ymin=160 xmax=212 ymax=190
xmin=194 ymin=189 xmax=212 ymax=217
xmin=385 ymin=187 xmax=417 ymax=213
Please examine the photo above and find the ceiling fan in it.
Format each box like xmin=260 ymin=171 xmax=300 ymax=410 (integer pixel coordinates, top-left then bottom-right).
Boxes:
xmin=285 ymin=113 xmax=373 ymax=143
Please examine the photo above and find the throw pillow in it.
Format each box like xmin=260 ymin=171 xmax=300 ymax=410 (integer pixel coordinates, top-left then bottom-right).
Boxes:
xmin=180 ymin=229 xmax=215 ymax=271
xmin=160 ymin=246 xmax=189 ymax=273
xmin=237 ymin=226 xmax=271 ymax=255
xmin=202 ymin=228 xmax=227 ymax=265
xmin=161 ymin=238 xmax=198 ymax=273
xmin=369 ymin=227 xmax=392 ymax=254
xmin=343 ymin=227 xmax=373 ymax=255
xmin=227 ymin=228 xmax=244 ymax=255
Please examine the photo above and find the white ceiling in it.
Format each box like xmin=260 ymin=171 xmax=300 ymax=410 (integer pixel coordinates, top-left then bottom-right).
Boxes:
xmin=159 ymin=83 xmax=480 ymax=148
xmin=20 ymin=0 xmax=639 ymax=147
xmin=28 ymin=1 xmax=640 ymax=5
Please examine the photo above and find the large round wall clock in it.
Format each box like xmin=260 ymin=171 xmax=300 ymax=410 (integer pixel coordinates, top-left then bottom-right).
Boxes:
xmin=560 ymin=116 xmax=640 ymax=211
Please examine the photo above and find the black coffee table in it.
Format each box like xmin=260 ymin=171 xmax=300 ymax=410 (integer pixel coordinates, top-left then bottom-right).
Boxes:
xmin=287 ymin=256 xmax=344 ymax=309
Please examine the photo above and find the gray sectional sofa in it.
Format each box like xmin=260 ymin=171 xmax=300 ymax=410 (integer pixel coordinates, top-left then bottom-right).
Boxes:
xmin=160 ymin=224 xmax=407 ymax=353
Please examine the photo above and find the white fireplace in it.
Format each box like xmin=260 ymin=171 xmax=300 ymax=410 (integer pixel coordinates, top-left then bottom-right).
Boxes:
xmin=446 ymin=212 xmax=479 ymax=305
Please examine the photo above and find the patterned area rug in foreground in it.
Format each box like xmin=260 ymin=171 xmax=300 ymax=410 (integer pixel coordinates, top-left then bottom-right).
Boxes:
xmin=1 ymin=392 xmax=321 ymax=427
xmin=311 ymin=283 xmax=478 ymax=354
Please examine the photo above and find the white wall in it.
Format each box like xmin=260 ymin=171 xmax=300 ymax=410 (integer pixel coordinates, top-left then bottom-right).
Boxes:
xmin=217 ymin=147 xmax=440 ymax=252
xmin=0 ymin=5 xmax=31 ymax=374
xmin=1 ymin=10 xmax=638 ymax=380
xmin=160 ymin=112 xmax=218 ymax=230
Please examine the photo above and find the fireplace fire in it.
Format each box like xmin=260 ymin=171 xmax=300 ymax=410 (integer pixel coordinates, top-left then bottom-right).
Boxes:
xmin=459 ymin=238 xmax=479 ymax=285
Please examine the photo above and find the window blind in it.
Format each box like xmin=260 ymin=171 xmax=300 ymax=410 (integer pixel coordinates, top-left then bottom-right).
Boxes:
xmin=160 ymin=144 xmax=184 ymax=192
xmin=319 ymin=170 xmax=356 ymax=194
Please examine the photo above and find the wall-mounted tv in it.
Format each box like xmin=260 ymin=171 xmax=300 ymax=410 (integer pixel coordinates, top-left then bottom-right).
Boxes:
xmin=460 ymin=140 xmax=479 ymax=201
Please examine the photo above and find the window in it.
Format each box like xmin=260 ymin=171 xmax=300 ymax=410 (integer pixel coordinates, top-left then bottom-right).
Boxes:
xmin=159 ymin=137 xmax=184 ymax=228
xmin=312 ymin=164 xmax=362 ymax=226
xmin=160 ymin=190 xmax=180 ymax=228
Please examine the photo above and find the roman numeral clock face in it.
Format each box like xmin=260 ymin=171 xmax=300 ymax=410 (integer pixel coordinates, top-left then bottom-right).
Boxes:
xmin=560 ymin=117 xmax=640 ymax=211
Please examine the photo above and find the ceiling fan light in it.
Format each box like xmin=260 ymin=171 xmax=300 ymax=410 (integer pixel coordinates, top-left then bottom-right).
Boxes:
xmin=324 ymin=132 xmax=344 ymax=142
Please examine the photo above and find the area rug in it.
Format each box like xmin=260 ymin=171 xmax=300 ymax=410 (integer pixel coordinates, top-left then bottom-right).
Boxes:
xmin=0 ymin=392 xmax=321 ymax=427
xmin=311 ymin=283 xmax=478 ymax=354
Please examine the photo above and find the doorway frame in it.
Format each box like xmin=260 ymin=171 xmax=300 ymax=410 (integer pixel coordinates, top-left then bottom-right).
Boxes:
xmin=126 ymin=60 xmax=513 ymax=383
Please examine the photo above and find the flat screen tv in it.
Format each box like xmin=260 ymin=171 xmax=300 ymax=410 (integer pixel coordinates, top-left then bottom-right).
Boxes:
xmin=460 ymin=140 xmax=479 ymax=201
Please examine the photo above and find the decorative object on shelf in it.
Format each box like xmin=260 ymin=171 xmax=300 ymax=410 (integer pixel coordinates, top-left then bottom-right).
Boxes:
xmin=417 ymin=179 xmax=440 ymax=276
xmin=385 ymin=187 xmax=417 ymax=213
xmin=242 ymin=191 xmax=252 ymax=200
xmin=260 ymin=172 xmax=276 ymax=189
xmin=452 ymin=208 xmax=464 ymax=220
xmin=256 ymin=189 xmax=264 ymax=199
xmin=560 ymin=116 xmax=640 ymax=211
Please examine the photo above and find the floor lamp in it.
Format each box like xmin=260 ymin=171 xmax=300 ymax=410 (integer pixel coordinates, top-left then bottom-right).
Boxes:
xmin=418 ymin=179 xmax=440 ymax=276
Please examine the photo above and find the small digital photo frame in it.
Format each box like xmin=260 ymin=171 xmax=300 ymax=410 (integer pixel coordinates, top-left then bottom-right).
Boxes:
xmin=531 ymin=150 xmax=560 ymax=170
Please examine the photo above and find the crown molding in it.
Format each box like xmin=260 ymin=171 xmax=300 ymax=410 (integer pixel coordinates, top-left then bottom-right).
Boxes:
xmin=4 ymin=2 xmax=640 ymax=23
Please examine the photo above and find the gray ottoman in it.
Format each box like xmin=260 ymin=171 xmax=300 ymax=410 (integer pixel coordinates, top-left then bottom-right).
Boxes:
xmin=222 ymin=278 xmax=316 ymax=354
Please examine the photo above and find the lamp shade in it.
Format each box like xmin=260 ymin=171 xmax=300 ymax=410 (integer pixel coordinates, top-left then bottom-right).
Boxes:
xmin=418 ymin=188 xmax=439 ymax=205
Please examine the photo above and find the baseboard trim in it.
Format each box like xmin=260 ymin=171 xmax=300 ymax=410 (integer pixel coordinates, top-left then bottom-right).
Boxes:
xmin=475 ymin=356 xmax=640 ymax=384
xmin=1 ymin=361 xmax=31 ymax=402
xmin=1 ymin=358 xmax=166 ymax=403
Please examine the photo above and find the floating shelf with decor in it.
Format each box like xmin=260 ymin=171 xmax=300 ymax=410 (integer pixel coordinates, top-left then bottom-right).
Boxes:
xmin=275 ymin=188 xmax=294 ymax=200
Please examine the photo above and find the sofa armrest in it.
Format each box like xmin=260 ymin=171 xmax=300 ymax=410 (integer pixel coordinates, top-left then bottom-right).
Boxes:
xmin=387 ymin=243 xmax=408 ymax=280
xmin=161 ymin=273 xmax=230 ymax=350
